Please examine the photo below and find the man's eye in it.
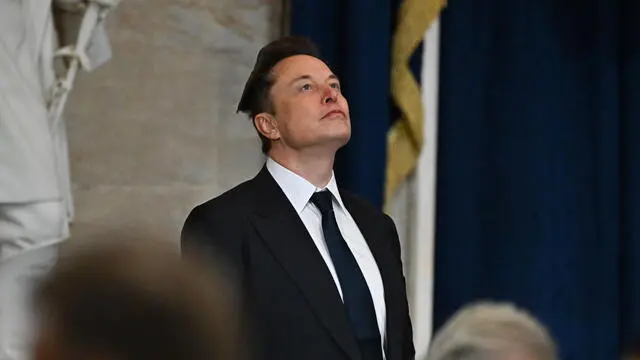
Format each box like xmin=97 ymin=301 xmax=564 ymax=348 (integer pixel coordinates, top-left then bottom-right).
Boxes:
xmin=330 ymin=83 xmax=341 ymax=90
xmin=301 ymin=84 xmax=312 ymax=91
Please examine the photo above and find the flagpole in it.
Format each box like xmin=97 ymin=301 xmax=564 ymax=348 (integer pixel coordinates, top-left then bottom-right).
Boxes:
xmin=409 ymin=17 xmax=440 ymax=360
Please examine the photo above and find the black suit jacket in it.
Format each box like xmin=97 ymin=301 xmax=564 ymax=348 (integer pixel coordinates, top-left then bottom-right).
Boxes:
xmin=181 ymin=166 xmax=414 ymax=360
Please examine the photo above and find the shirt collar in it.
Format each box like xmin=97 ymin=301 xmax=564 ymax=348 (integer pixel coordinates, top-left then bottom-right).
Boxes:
xmin=266 ymin=157 xmax=345 ymax=214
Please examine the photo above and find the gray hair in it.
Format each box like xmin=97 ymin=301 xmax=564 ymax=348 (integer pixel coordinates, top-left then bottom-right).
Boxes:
xmin=427 ymin=302 xmax=558 ymax=360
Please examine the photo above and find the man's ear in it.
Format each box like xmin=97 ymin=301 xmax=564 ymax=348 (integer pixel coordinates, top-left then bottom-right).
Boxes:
xmin=254 ymin=113 xmax=280 ymax=141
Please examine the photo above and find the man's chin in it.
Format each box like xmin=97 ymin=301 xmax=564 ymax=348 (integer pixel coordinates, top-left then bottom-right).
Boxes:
xmin=304 ymin=134 xmax=350 ymax=152
xmin=327 ymin=133 xmax=351 ymax=148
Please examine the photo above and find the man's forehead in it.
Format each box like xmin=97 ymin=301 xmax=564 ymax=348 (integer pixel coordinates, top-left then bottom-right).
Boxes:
xmin=271 ymin=55 xmax=334 ymax=79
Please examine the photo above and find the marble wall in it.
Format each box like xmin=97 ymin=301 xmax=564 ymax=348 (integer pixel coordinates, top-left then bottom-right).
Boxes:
xmin=65 ymin=0 xmax=284 ymax=243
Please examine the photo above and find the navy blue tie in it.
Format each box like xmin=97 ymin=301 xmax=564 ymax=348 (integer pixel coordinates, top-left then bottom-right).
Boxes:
xmin=310 ymin=190 xmax=383 ymax=360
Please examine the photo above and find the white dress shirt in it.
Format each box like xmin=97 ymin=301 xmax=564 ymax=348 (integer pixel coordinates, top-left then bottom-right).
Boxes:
xmin=266 ymin=157 xmax=387 ymax=350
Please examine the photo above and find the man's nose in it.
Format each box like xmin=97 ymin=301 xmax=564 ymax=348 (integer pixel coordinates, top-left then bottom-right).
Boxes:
xmin=322 ymin=85 xmax=338 ymax=104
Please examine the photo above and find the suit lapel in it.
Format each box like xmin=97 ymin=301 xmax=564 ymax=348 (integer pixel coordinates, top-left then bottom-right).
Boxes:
xmin=343 ymin=195 xmax=405 ymax=360
xmin=248 ymin=168 xmax=361 ymax=360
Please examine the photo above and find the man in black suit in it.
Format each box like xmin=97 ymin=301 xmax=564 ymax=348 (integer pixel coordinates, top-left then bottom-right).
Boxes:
xmin=181 ymin=36 xmax=414 ymax=360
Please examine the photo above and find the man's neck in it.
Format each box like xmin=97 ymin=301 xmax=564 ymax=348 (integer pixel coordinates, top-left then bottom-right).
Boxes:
xmin=268 ymin=150 xmax=335 ymax=188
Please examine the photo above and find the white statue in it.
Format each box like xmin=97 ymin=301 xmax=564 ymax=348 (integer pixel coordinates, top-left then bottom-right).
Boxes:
xmin=0 ymin=1 xmax=118 ymax=359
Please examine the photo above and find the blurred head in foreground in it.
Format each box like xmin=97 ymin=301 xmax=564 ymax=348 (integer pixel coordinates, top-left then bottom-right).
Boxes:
xmin=32 ymin=238 xmax=242 ymax=360
xmin=623 ymin=340 xmax=640 ymax=360
xmin=427 ymin=302 xmax=558 ymax=360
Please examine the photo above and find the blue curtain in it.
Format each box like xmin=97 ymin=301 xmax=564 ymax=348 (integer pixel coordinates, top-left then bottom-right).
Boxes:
xmin=289 ymin=1 xmax=403 ymax=208
xmin=620 ymin=0 xmax=640 ymax=351
xmin=435 ymin=0 xmax=640 ymax=359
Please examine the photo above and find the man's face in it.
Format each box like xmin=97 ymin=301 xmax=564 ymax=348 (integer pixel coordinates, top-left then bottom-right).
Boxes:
xmin=262 ymin=55 xmax=351 ymax=152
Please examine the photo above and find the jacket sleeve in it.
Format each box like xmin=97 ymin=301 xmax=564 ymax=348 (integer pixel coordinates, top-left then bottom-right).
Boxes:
xmin=181 ymin=204 xmax=261 ymax=360
xmin=181 ymin=204 xmax=246 ymax=285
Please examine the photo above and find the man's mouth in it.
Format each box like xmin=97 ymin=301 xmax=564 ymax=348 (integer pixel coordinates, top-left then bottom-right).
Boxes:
xmin=322 ymin=110 xmax=346 ymax=119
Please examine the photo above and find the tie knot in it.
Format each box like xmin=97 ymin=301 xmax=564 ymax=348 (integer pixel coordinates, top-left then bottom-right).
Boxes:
xmin=310 ymin=190 xmax=334 ymax=214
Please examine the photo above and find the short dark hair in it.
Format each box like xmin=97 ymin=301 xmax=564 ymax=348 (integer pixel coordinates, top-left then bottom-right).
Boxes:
xmin=237 ymin=36 xmax=321 ymax=154
xmin=33 ymin=238 xmax=243 ymax=360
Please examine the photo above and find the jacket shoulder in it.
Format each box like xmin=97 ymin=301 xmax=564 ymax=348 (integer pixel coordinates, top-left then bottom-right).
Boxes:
xmin=340 ymin=190 xmax=399 ymax=239
xmin=190 ymin=177 xmax=257 ymax=217
xmin=340 ymin=190 xmax=388 ymax=220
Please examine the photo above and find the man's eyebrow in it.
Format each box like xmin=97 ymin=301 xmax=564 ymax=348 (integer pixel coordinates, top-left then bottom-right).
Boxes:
xmin=288 ymin=75 xmax=312 ymax=86
xmin=288 ymin=74 xmax=340 ymax=86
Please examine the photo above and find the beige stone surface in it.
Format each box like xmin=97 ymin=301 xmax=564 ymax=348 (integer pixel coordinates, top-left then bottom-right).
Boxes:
xmin=66 ymin=0 xmax=280 ymax=243
xmin=69 ymin=186 xmax=219 ymax=242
